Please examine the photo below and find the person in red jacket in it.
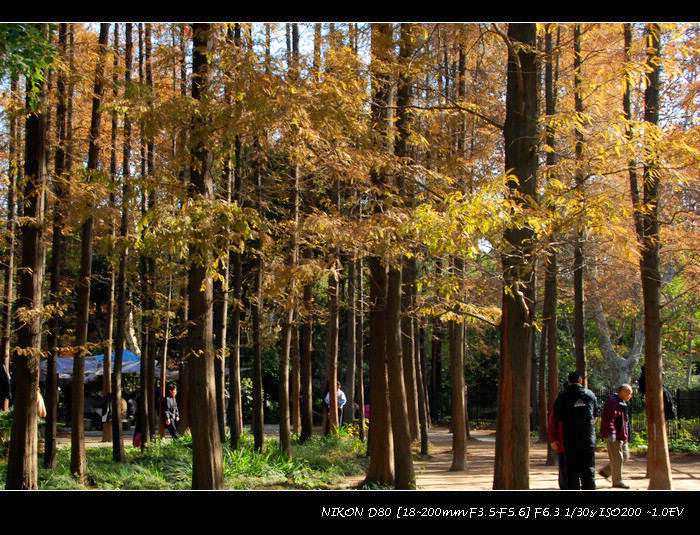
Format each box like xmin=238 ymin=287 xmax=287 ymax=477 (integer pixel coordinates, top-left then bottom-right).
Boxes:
xmin=599 ymin=384 xmax=633 ymax=488
xmin=548 ymin=404 xmax=566 ymax=489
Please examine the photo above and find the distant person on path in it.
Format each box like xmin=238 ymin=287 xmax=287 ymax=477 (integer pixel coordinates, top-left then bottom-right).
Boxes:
xmin=324 ymin=382 xmax=347 ymax=427
xmin=599 ymin=384 xmax=634 ymax=488
xmin=552 ymin=371 xmax=598 ymax=490
xmin=162 ymin=383 xmax=180 ymax=439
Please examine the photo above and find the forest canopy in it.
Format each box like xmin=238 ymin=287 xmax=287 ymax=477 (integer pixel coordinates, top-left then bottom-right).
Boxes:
xmin=0 ymin=21 xmax=697 ymax=490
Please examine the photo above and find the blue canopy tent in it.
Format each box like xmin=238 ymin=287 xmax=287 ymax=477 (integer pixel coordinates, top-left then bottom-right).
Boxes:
xmin=41 ymin=350 xmax=144 ymax=382
xmin=87 ymin=350 xmax=141 ymax=381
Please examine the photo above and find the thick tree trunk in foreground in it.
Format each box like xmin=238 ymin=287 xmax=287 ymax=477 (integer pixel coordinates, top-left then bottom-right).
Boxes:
xmin=493 ymin=23 xmax=538 ymax=490
xmin=5 ymin=64 xmax=48 ymax=490
xmin=187 ymin=23 xmax=223 ymax=490
xmin=364 ymin=22 xmax=395 ymax=486
xmin=640 ymin=23 xmax=672 ymax=490
xmin=387 ymin=263 xmax=415 ymax=489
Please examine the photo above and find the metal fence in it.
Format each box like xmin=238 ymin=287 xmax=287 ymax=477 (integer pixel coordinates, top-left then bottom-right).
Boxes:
xmin=623 ymin=389 xmax=700 ymax=442
xmin=464 ymin=388 xmax=700 ymax=443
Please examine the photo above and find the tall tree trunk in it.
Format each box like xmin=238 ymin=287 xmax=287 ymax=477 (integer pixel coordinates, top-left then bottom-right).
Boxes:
xmin=112 ymin=22 xmax=133 ymax=464
xmin=325 ymin=252 xmax=340 ymax=434
xmin=102 ymin=23 xmax=121 ymax=444
xmin=251 ymin=139 xmax=265 ymax=453
xmin=71 ymin=23 xmax=109 ymax=483
xmin=387 ymin=262 xmax=416 ymax=489
xmin=299 ymin=248 xmax=314 ymax=443
xmin=395 ymin=23 xmax=420 ymax=445
xmin=0 ymin=74 xmax=19 ymax=412
xmin=5 ymin=41 xmax=49 ymax=489
xmin=364 ymin=23 xmax=395 ymax=486
xmin=493 ymin=22 xmax=538 ymax=490
xmin=187 ymin=23 xmax=223 ymax=490
xmin=542 ymin=23 xmax=560 ymax=465
xmin=142 ymin=24 xmax=158 ymax=439
xmin=449 ymin=314 xmax=467 ymax=471
xmin=430 ymin=317 xmax=443 ymax=420
xmin=356 ymin=256 xmax=366 ymax=442
xmin=572 ymin=25 xmax=588 ymax=384
xmin=344 ymin=258 xmax=357 ymax=423
xmin=278 ymin=25 xmax=301 ymax=455
xmin=416 ymin=323 xmax=430 ymax=454
xmin=544 ymin=252 xmax=559 ymax=466
xmin=45 ymin=23 xmax=72 ymax=466
xmin=640 ymin=23 xmax=673 ymax=490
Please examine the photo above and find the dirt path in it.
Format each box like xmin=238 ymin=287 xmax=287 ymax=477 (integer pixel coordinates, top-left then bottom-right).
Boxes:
xmin=342 ymin=426 xmax=700 ymax=491
xmin=54 ymin=424 xmax=700 ymax=491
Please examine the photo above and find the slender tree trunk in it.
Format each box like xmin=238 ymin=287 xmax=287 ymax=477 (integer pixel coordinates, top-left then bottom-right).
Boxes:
xmin=344 ymin=258 xmax=357 ymax=423
xmin=542 ymin=23 xmax=561 ymax=465
xmin=251 ymin=139 xmax=265 ymax=453
xmin=325 ymin=253 xmax=340 ymax=434
xmin=449 ymin=315 xmax=467 ymax=471
xmin=572 ymin=25 xmax=587 ymax=384
xmin=299 ymin=246 xmax=314 ymax=443
xmin=431 ymin=318 xmax=443 ymax=420
xmin=493 ymin=22 xmax=538 ymax=490
xmin=5 ymin=46 xmax=49 ymax=489
xmin=102 ymin=23 xmax=120 ymax=444
xmin=45 ymin=23 xmax=72 ymax=466
xmin=544 ymin=251 xmax=559 ymax=466
xmin=401 ymin=259 xmax=419 ymax=442
xmin=416 ymin=323 xmax=430 ymax=454
xmin=1 ymin=73 xmax=21 ymax=413
xmin=356 ymin=256 xmax=366 ymax=442
xmin=71 ymin=23 xmax=109 ymax=483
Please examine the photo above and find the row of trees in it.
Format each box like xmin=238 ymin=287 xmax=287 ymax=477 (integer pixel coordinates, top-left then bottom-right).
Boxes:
xmin=0 ymin=21 xmax=697 ymax=490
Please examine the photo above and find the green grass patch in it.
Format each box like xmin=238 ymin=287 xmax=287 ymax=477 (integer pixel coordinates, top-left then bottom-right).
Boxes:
xmin=0 ymin=425 xmax=369 ymax=490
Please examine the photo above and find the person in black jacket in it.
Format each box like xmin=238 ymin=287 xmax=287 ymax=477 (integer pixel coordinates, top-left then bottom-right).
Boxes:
xmin=552 ymin=371 xmax=599 ymax=490
xmin=163 ymin=383 xmax=180 ymax=439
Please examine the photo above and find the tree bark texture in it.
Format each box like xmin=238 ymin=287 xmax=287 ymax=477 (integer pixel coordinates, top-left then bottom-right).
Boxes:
xmin=5 ymin=60 xmax=48 ymax=490
xmin=640 ymin=23 xmax=673 ymax=490
xmin=493 ymin=22 xmax=538 ymax=490
xmin=187 ymin=23 xmax=224 ymax=489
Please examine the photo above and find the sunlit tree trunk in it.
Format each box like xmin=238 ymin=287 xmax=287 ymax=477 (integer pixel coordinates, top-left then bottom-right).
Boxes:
xmin=71 ymin=23 xmax=109 ymax=484
xmin=364 ymin=23 xmax=395 ymax=486
xmin=639 ymin=23 xmax=672 ymax=490
xmin=0 ymin=75 xmax=19 ymax=413
xmin=543 ymin=23 xmax=561 ymax=466
xmin=112 ymin=22 xmax=133 ymax=462
xmin=187 ymin=22 xmax=223 ymax=490
xmin=572 ymin=25 xmax=587 ymax=384
xmin=493 ymin=22 xmax=538 ymax=490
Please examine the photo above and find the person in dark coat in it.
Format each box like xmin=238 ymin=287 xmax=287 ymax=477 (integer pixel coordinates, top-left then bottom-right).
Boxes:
xmin=162 ymin=383 xmax=180 ymax=439
xmin=552 ymin=371 xmax=598 ymax=490
xmin=639 ymin=365 xmax=676 ymax=421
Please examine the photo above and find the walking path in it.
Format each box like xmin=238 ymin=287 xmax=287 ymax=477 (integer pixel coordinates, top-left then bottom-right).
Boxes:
xmin=54 ymin=424 xmax=700 ymax=491
xmin=341 ymin=426 xmax=700 ymax=491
